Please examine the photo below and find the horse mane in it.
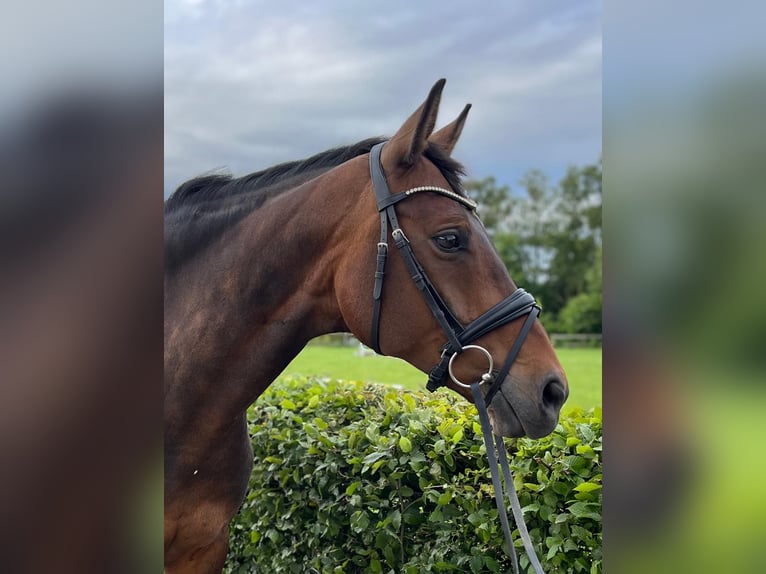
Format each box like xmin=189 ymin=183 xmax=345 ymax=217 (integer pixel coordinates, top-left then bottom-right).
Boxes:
xmin=164 ymin=137 xmax=466 ymax=272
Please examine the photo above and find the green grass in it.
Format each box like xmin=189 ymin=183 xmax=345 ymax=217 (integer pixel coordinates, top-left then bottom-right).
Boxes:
xmin=282 ymin=344 xmax=601 ymax=410
xmin=552 ymin=347 xmax=602 ymax=409
xmin=282 ymin=346 xmax=424 ymax=388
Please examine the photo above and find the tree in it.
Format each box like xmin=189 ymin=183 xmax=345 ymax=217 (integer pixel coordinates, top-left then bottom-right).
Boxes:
xmin=556 ymin=246 xmax=602 ymax=333
xmin=464 ymin=159 xmax=602 ymax=333
xmin=464 ymin=176 xmax=512 ymax=238
xmin=535 ymin=161 xmax=602 ymax=318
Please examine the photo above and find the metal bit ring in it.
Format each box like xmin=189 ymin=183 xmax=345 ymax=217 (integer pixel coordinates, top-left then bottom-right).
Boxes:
xmin=448 ymin=345 xmax=494 ymax=389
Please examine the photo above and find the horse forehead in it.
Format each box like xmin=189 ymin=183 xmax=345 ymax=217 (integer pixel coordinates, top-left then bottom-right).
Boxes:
xmin=400 ymin=191 xmax=471 ymax=222
xmin=390 ymin=156 xmax=450 ymax=190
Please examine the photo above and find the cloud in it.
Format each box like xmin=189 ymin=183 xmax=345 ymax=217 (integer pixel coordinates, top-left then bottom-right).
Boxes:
xmin=165 ymin=1 xmax=601 ymax=195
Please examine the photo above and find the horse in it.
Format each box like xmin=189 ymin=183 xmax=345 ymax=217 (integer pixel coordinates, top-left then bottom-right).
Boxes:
xmin=164 ymin=79 xmax=568 ymax=573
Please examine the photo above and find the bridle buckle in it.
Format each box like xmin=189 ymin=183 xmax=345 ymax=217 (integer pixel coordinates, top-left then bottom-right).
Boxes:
xmin=391 ymin=228 xmax=408 ymax=246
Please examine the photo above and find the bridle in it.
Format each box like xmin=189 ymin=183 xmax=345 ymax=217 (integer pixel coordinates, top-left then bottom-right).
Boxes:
xmin=368 ymin=143 xmax=540 ymax=402
xmin=368 ymin=141 xmax=546 ymax=574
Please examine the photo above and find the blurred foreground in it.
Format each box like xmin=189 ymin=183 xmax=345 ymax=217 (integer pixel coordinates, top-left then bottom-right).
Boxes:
xmin=605 ymin=2 xmax=766 ymax=571
xmin=0 ymin=1 xmax=161 ymax=572
xmin=0 ymin=90 xmax=163 ymax=573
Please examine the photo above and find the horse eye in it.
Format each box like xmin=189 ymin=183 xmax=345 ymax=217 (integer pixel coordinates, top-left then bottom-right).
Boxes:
xmin=434 ymin=233 xmax=461 ymax=252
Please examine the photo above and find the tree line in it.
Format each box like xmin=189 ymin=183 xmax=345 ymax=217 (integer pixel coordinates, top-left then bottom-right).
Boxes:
xmin=465 ymin=159 xmax=602 ymax=335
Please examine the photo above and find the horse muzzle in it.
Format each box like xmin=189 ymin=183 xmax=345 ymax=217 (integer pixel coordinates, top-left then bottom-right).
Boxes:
xmin=489 ymin=371 xmax=568 ymax=438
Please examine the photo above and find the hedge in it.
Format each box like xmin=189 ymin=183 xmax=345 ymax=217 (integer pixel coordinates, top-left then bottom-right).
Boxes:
xmin=225 ymin=378 xmax=602 ymax=574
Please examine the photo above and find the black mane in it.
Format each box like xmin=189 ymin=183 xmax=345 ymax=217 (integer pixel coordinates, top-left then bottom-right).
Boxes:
xmin=164 ymin=137 xmax=466 ymax=272
xmin=165 ymin=137 xmax=385 ymax=214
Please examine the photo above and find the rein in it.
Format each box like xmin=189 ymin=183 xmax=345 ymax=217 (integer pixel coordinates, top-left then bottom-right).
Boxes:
xmin=368 ymin=142 xmax=545 ymax=573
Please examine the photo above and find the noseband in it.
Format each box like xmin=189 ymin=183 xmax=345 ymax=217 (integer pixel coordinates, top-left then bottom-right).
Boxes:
xmin=368 ymin=142 xmax=540 ymax=404
xmin=368 ymin=142 xmax=546 ymax=574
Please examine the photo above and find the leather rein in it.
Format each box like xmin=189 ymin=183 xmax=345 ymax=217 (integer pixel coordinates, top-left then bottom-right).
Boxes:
xmin=368 ymin=142 xmax=545 ymax=574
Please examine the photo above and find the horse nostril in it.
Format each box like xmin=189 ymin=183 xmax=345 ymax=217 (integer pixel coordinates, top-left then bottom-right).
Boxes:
xmin=542 ymin=378 xmax=567 ymax=410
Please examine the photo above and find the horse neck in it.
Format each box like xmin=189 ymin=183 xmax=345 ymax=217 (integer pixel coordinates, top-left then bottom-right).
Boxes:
xmin=165 ymin=163 xmax=367 ymax=424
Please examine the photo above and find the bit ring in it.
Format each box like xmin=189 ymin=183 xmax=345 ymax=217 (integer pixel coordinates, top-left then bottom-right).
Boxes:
xmin=448 ymin=345 xmax=494 ymax=389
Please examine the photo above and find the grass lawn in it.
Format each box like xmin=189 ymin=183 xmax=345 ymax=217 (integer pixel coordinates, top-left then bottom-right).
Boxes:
xmin=282 ymin=344 xmax=601 ymax=410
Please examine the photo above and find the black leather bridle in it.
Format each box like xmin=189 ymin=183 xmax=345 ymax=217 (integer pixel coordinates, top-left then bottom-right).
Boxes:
xmin=369 ymin=142 xmax=540 ymax=401
xmin=368 ymin=141 xmax=546 ymax=574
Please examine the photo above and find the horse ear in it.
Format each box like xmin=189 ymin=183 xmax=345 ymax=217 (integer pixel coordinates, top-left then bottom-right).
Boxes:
xmin=429 ymin=103 xmax=471 ymax=155
xmin=382 ymin=78 xmax=446 ymax=167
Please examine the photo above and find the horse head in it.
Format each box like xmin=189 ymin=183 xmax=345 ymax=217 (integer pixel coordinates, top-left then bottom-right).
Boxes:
xmin=336 ymin=79 xmax=568 ymax=438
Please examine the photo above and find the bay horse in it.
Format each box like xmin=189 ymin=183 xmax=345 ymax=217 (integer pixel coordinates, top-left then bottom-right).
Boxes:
xmin=164 ymin=79 xmax=568 ymax=573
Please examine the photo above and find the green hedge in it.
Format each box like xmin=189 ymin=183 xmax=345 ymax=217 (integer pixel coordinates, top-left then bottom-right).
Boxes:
xmin=225 ymin=378 xmax=601 ymax=574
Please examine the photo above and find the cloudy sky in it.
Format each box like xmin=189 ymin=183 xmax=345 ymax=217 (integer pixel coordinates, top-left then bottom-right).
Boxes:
xmin=165 ymin=0 xmax=601 ymax=197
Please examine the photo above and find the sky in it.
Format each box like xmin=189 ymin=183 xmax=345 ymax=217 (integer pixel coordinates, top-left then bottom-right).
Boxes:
xmin=164 ymin=1 xmax=601 ymax=197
